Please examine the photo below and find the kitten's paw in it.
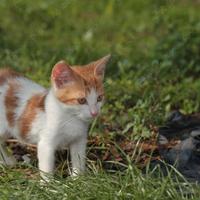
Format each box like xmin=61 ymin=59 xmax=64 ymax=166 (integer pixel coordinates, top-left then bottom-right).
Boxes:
xmin=40 ymin=171 xmax=54 ymax=183
xmin=70 ymin=168 xmax=84 ymax=179
xmin=71 ymin=168 xmax=79 ymax=177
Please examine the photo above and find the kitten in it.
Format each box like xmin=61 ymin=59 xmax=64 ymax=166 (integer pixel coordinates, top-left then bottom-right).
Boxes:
xmin=0 ymin=55 xmax=110 ymax=179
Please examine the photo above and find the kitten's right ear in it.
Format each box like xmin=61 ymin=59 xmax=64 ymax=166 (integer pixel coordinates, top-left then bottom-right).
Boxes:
xmin=51 ymin=61 xmax=76 ymax=89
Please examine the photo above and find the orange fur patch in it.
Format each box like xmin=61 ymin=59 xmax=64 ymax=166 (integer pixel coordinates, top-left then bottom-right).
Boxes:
xmin=73 ymin=64 xmax=104 ymax=93
xmin=1 ymin=69 xmax=21 ymax=127
xmin=5 ymin=82 xmax=20 ymax=127
xmin=19 ymin=93 xmax=47 ymax=138
xmin=0 ymin=68 xmax=20 ymax=85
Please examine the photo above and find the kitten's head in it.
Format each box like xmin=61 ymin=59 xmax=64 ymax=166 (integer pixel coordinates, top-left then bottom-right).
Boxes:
xmin=51 ymin=55 xmax=111 ymax=121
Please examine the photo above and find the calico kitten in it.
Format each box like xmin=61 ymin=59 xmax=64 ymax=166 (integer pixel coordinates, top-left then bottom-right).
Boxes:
xmin=0 ymin=55 xmax=110 ymax=179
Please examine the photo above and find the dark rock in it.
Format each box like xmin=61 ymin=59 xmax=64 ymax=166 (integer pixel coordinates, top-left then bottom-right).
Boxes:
xmin=157 ymin=110 xmax=200 ymax=182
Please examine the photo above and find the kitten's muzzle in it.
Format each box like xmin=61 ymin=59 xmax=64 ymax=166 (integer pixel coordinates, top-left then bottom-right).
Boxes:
xmin=90 ymin=110 xmax=98 ymax=118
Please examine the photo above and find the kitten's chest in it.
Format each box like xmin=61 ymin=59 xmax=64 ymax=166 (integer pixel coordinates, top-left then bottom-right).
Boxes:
xmin=57 ymin=117 xmax=88 ymax=147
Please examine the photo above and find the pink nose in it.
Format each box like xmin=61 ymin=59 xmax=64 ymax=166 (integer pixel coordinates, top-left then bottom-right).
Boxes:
xmin=90 ymin=111 xmax=98 ymax=117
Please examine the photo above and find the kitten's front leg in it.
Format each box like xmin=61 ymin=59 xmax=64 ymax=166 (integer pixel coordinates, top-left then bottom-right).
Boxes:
xmin=37 ymin=139 xmax=55 ymax=180
xmin=70 ymin=136 xmax=87 ymax=176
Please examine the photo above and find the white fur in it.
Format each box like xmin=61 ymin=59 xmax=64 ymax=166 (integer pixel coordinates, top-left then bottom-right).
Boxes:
xmin=0 ymin=84 xmax=9 ymax=136
xmin=0 ymin=76 xmax=102 ymax=179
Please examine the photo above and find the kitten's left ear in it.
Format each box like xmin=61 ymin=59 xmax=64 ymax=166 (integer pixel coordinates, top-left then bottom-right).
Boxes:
xmin=94 ymin=54 xmax=111 ymax=79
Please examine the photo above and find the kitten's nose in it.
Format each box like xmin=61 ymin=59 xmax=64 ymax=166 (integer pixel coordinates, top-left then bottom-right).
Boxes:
xmin=90 ymin=110 xmax=98 ymax=118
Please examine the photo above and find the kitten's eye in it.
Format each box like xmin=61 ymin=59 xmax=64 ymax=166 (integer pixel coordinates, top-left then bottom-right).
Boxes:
xmin=78 ymin=97 xmax=87 ymax=104
xmin=97 ymin=95 xmax=103 ymax=102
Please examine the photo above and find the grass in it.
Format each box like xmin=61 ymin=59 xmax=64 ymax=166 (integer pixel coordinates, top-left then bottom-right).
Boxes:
xmin=1 ymin=0 xmax=200 ymax=199
xmin=0 ymin=165 xmax=200 ymax=200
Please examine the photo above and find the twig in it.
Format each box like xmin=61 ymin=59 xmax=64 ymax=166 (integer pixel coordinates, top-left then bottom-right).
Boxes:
xmin=6 ymin=139 xmax=37 ymax=150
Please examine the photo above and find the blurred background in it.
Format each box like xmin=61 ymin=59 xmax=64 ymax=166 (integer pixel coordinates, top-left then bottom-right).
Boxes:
xmin=1 ymin=1 xmax=200 ymax=198
xmin=0 ymin=0 xmax=200 ymax=140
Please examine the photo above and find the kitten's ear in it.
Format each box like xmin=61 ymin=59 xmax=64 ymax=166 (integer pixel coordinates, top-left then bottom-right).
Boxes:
xmin=51 ymin=60 xmax=76 ymax=89
xmin=94 ymin=54 xmax=111 ymax=79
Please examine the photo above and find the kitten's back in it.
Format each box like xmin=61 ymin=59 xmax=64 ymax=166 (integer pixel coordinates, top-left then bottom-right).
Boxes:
xmin=0 ymin=68 xmax=46 ymax=140
xmin=0 ymin=68 xmax=21 ymax=84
